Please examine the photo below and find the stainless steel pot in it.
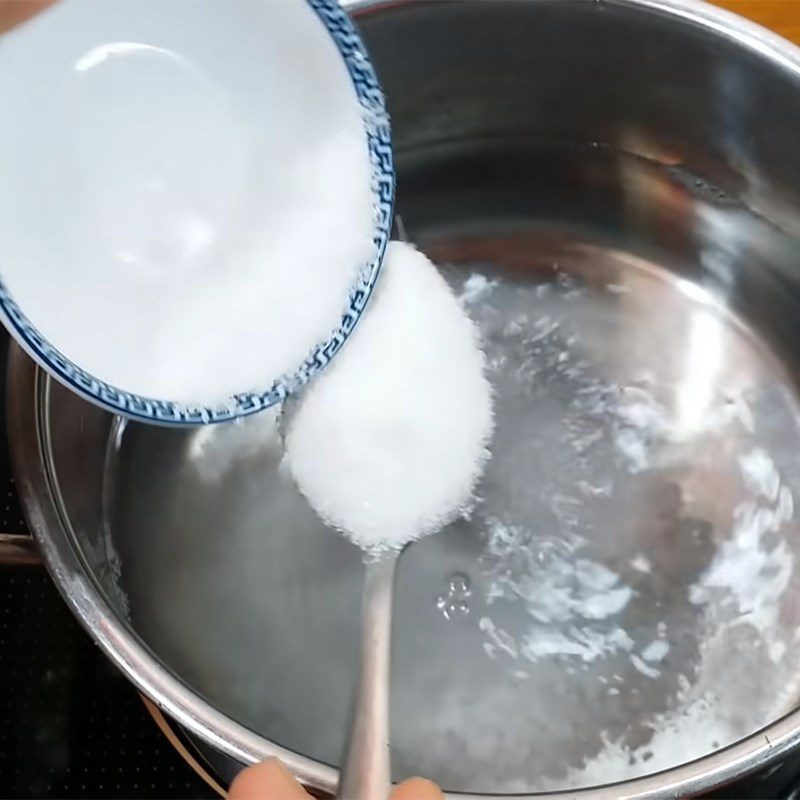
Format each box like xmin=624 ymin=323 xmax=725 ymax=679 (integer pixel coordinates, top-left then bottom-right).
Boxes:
xmin=12 ymin=0 xmax=800 ymax=796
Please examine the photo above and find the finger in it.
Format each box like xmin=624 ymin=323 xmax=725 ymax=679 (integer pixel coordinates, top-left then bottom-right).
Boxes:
xmin=0 ymin=1 xmax=56 ymax=35
xmin=228 ymin=758 xmax=312 ymax=800
xmin=389 ymin=777 xmax=445 ymax=800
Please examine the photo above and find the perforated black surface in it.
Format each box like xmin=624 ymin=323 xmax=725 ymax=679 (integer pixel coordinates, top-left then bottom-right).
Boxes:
xmin=0 ymin=477 xmax=26 ymax=535
xmin=0 ymin=457 xmax=219 ymax=797
xmin=0 ymin=565 xmax=216 ymax=799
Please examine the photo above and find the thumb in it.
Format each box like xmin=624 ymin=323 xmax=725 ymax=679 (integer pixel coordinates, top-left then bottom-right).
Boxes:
xmin=389 ymin=777 xmax=444 ymax=800
xmin=0 ymin=1 xmax=56 ymax=35
xmin=228 ymin=758 xmax=312 ymax=800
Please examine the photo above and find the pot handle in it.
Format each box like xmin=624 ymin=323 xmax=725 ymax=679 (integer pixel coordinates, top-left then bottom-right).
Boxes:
xmin=0 ymin=532 xmax=40 ymax=565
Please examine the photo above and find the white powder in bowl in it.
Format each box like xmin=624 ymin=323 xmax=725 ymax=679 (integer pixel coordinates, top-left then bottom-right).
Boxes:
xmin=284 ymin=241 xmax=494 ymax=554
xmin=0 ymin=0 xmax=376 ymax=406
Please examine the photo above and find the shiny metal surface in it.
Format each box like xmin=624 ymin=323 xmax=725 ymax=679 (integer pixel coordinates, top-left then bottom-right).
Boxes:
xmin=339 ymin=554 xmax=397 ymax=800
xmin=11 ymin=0 xmax=800 ymax=797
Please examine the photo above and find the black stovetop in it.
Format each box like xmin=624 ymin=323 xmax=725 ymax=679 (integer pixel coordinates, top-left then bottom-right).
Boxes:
xmin=0 ymin=563 xmax=216 ymax=800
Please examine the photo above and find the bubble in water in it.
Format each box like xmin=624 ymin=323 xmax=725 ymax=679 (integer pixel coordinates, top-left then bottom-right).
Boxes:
xmin=436 ymin=571 xmax=472 ymax=620
xmin=447 ymin=571 xmax=471 ymax=597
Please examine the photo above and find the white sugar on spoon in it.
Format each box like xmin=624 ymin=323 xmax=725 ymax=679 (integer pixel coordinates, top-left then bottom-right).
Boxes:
xmin=285 ymin=240 xmax=493 ymax=554
xmin=284 ymin=240 xmax=494 ymax=798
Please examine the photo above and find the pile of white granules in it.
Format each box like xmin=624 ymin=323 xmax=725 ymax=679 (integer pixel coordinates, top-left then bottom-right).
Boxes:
xmin=285 ymin=241 xmax=494 ymax=555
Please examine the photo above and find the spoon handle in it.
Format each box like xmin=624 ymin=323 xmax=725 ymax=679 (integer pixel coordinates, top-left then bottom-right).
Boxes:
xmin=338 ymin=553 xmax=398 ymax=800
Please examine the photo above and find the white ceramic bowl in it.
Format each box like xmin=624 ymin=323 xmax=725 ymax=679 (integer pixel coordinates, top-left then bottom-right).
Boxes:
xmin=0 ymin=0 xmax=394 ymax=424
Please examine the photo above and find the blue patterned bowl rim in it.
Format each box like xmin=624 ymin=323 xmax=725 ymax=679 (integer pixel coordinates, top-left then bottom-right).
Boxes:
xmin=0 ymin=0 xmax=394 ymax=426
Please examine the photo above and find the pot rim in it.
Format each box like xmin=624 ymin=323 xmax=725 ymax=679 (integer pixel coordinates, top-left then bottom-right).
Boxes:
xmin=10 ymin=1 xmax=800 ymax=795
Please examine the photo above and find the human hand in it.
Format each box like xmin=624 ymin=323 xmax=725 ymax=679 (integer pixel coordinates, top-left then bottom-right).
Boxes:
xmin=0 ymin=0 xmax=55 ymax=35
xmin=228 ymin=758 xmax=444 ymax=800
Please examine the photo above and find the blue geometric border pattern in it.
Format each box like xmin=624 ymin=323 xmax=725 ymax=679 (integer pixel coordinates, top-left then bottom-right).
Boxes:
xmin=0 ymin=0 xmax=394 ymax=426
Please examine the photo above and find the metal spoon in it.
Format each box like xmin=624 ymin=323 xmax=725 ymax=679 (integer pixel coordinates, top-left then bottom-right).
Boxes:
xmin=338 ymin=551 xmax=399 ymax=799
xmin=338 ymin=213 xmax=415 ymax=798
xmin=279 ymin=399 xmax=398 ymax=799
